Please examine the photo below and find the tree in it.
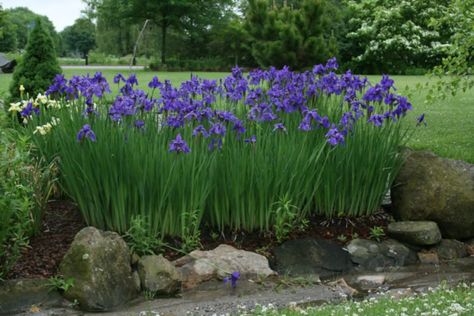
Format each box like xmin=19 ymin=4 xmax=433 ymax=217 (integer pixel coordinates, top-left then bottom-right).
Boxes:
xmin=245 ymin=0 xmax=338 ymax=69
xmin=61 ymin=18 xmax=96 ymax=65
xmin=83 ymin=0 xmax=136 ymax=56
xmin=6 ymin=7 xmax=60 ymax=54
xmin=345 ymin=0 xmax=452 ymax=74
xmin=427 ymin=0 xmax=474 ymax=101
xmin=0 ymin=6 xmax=18 ymax=52
xmin=9 ymin=18 xmax=62 ymax=101
xmin=124 ymin=0 xmax=234 ymax=64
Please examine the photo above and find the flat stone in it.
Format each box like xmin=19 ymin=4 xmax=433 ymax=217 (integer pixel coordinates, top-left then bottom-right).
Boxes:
xmin=0 ymin=279 xmax=63 ymax=315
xmin=387 ymin=221 xmax=441 ymax=246
xmin=174 ymin=244 xmax=276 ymax=289
xmin=138 ymin=255 xmax=181 ymax=295
xmin=466 ymin=239 xmax=474 ymax=256
xmin=273 ymin=238 xmax=352 ymax=278
xmin=418 ymin=252 xmax=439 ymax=265
xmin=356 ymin=274 xmax=386 ymax=285
xmin=434 ymin=239 xmax=468 ymax=260
xmin=327 ymin=278 xmax=358 ymax=297
xmin=346 ymin=238 xmax=417 ymax=270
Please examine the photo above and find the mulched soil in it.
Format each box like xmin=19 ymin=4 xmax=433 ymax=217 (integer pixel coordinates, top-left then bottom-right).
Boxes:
xmin=8 ymin=200 xmax=392 ymax=279
xmin=7 ymin=200 xmax=86 ymax=279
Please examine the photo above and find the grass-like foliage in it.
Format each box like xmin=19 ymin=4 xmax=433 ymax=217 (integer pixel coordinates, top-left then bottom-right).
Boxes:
xmin=0 ymin=110 xmax=55 ymax=278
xmin=11 ymin=58 xmax=414 ymax=237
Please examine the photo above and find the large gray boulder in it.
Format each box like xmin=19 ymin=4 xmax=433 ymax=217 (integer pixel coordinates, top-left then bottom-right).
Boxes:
xmin=273 ymin=238 xmax=353 ymax=278
xmin=391 ymin=150 xmax=474 ymax=240
xmin=59 ymin=227 xmax=138 ymax=311
xmin=346 ymin=238 xmax=417 ymax=270
xmin=387 ymin=221 xmax=442 ymax=246
xmin=138 ymin=255 xmax=181 ymax=295
xmin=174 ymin=244 xmax=276 ymax=289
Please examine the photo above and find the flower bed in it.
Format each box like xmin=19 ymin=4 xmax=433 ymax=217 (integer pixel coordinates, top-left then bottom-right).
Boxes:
xmin=10 ymin=58 xmax=414 ymax=238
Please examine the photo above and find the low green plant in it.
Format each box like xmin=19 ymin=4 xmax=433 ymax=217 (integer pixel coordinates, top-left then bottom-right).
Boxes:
xmin=124 ymin=215 xmax=165 ymax=256
xmin=273 ymin=195 xmax=306 ymax=243
xmin=369 ymin=226 xmax=386 ymax=242
xmin=0 ymin=112 xmax=45 ymax=278
xmin=180 ymin=209 xmax=202 ymax=253
xmin=47 ymin=276 xmax=75 ymax=292
xmin=143 ymin=289 xmax=156 ymax=300
xmin=336 ymin=234 xmax=347 ymax=243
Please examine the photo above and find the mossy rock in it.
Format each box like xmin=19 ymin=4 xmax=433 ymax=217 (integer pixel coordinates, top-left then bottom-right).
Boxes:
xmin=59 ymin=227 xmax=138 ymax=311
xmin=391 ymin=150 xmax=474 ymax=239
xmin=387 ymin=221 xmax=441 ymax=246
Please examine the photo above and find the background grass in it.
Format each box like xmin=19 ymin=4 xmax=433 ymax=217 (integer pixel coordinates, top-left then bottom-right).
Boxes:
xmin=1 ymin=70 xmax=472 ymax=163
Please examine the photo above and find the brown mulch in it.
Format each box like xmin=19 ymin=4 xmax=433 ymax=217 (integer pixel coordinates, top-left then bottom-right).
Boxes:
xmin=7 ymin=200 xmax=86 ymax=279
xmin=8 ymin=200 xmax=392 ymax=279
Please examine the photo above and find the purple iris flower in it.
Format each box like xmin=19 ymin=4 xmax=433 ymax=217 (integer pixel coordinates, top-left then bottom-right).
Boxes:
xmin=148 ymin=76 xmax=162 ymax=89
xmin=325 ymin=126 xmax=344 ymax=146
xmin=325 ymin=57 xmax=339 ymax=70
xmin=224 ymin=271 xmax=240 ymax=288
xmin=368 ymin=114 xmax=385 ymax=127
xmin=313 ymin=64 xmax=326 ymax=75
xmin=244 ymin=135 xmax=256 ymax=144
xmin=380 ymin=74 xmax=395 ymax=91
xmin=169 ymin=134 xmax=190 ymax=154
xmin=208 ymin=138 xmax=223 ymax=151
xmin=113 ymin=73 xmax=126 ymax=84
xmin=209 ymin=122 xmax=226 ymax=137
xmin=76 ymin=124 xmax=96 ymax=142
xmin=417 ymin=113 xmax=426 ymax=126
xmin=134 ymin=120 xmax=145 ymax=129
xmin=233 ymin=120 xmax=246 ymax=135
xmin=192 ymin=125 xmax=209 ymax=138
xmin=273 ymin=123 xmax=287 ymax=132
xmin=20 ymin=102 xmax=40 ymax=117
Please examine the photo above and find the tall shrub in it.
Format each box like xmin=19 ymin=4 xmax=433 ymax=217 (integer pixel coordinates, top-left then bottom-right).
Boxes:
xmin=9 ymin=18 xmax=61 ymax=102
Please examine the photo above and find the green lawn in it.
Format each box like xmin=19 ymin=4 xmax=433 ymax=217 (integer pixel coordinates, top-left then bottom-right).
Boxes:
xmin=250 ymin=284 xmax=474 ymax=316
xmin=1 ymin=70 xmax=472 ymax=163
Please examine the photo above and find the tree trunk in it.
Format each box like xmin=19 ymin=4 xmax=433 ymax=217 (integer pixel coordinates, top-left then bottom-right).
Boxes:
xmin=84 ymin=53 xmax=89 ymax=66
xmin=161 ymin=22 xmax=167 ymax=65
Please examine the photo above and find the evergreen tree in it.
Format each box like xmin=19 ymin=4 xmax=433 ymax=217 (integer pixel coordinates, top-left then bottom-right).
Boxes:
xmin=9 ymin=18 xmax=61 ymax=101
xmin=245 ymin=0 xmax=338 ymax=69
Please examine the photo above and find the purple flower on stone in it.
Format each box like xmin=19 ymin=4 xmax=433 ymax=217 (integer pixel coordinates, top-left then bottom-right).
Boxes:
xmin=169 ymin=134 xmax=190 ymax=154
xmin=76 ymin=124 xmax=96 ymax=142
xmin=224 ymin=271 xmax=240 ymax=288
